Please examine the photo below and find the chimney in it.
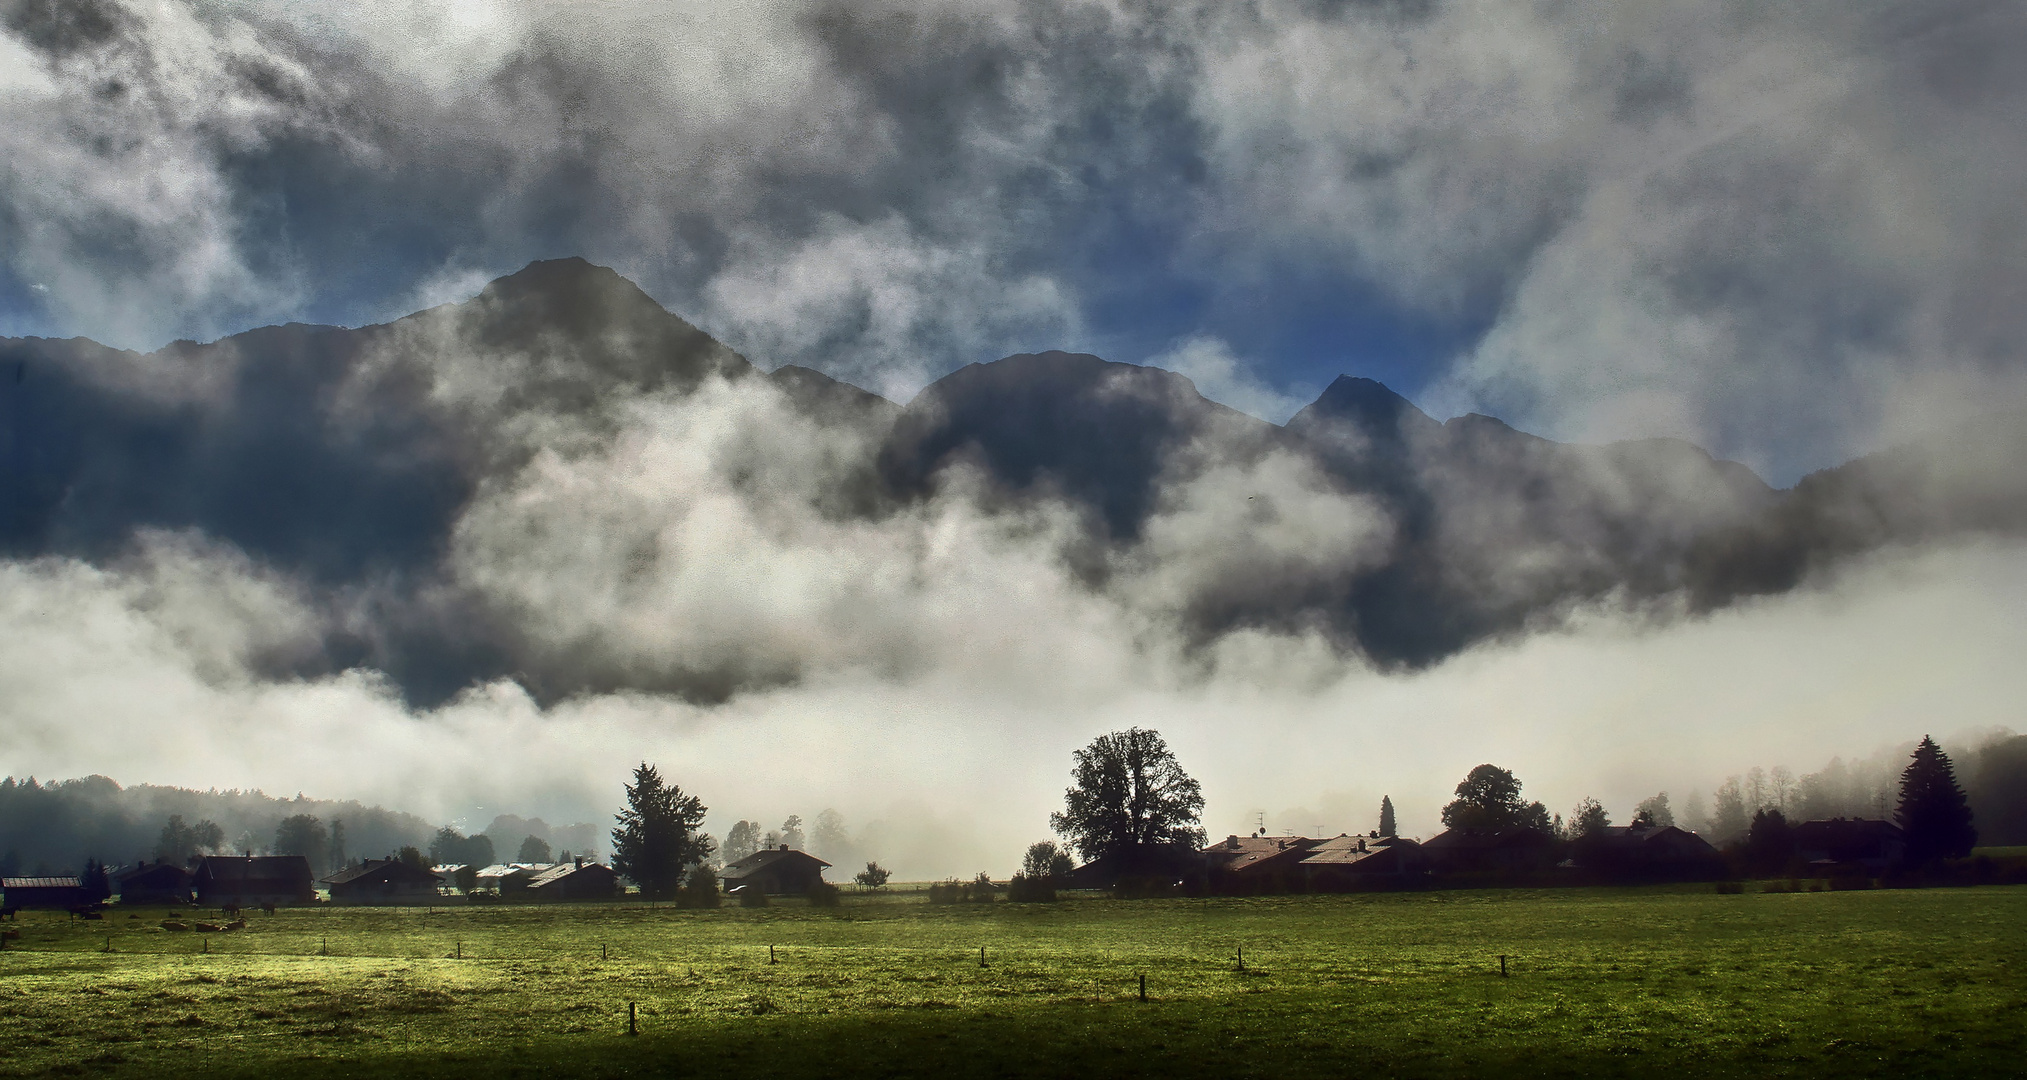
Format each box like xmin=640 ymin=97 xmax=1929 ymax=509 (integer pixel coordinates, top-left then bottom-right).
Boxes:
xmin=780 ymin=843 xmax=790 ymax=852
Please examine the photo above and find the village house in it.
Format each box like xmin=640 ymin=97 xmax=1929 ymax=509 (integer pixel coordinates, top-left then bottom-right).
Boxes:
xmin=474 ymin=863 xmax=542 ymax=896
xmin=115 ymin=862 xmax=194 ymax=905
xmin=524 ymin=859 xmax=621 ymax=902
xmin=1202 ymin=834 xmax=1326 ymax=891
xmin=322 ymin=859 xmax=443 ymax=905
xmin=722 ymin=846 xmax=831 ymax=895
xmin=1793 ymin=818 xmax=1906 ymax=874
xmin=193 ymin=855 xmax=315 ymax=907
xmin=1299 ymin=833 xmax=1426 ymax=889
xmin=1420 ymin=826 xmax=1558 ymax=876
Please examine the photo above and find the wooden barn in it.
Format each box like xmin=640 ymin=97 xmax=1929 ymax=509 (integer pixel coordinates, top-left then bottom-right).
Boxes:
xmin=722 ymin=846 xmax=831 ymax=895
xmin=525 ymin=859 xmax=621 ymax=902
xmin=2 ymin=876 xmax=89 ymax=910
xmin=193 ymin=856 xmax=315 ymax=907
xmin=1568 ymin=825 xmax=1724 ymax=880
xmin=322 ymin=859 xmax=442 ymax=905
xmin=115 ymin=862 xmax=194 ymax=905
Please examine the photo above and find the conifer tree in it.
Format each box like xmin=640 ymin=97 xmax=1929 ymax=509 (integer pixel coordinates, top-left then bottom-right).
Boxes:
xmin=1897 ymin=735 xmax=1976 ymax=864
xmin=611 ymin=763 xmax=712 ymax=899
xmin=1378 ymin=795 xmax=1397 ymax=837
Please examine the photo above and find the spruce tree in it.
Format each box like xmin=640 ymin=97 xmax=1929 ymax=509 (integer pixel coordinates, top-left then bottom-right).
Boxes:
xmin=1378 ymin=795 xmax=1397 ymax=837
xmin=1896 ymin=735 xmax=1976 ymax=864
xmin=611 ymin=763 xmax=712 ymax=899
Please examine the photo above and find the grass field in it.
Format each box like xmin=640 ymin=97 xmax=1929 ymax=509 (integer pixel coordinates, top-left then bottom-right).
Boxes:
xmin=2 ymin=883 xmax=2023 ymax=1079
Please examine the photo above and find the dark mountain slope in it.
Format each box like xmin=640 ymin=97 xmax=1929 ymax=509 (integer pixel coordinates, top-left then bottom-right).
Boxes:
xmin=879 ymin=351 xmax=1284 ymax=542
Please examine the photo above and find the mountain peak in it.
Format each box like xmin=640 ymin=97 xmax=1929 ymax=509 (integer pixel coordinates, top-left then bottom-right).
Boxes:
xmin=1286 ymin=375 xmax=1439 ymax=442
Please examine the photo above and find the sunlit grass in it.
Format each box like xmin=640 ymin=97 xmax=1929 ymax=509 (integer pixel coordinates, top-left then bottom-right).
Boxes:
xmin=2 ymin=883 xmax=2022 ymax=1078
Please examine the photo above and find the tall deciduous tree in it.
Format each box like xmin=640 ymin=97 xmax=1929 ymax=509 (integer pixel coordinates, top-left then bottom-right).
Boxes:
xmin=1440 ymin=765 xmax=1552 ymax=833
xmin=517 ymin=834 xmax=553 ymax=863
xmin=1897 ymin=736 xmax=1977 ymax=864
xmin=1633 ymin=793 xmax=1674 ymax=828
xmin=1378 ymin=796 xmax=1397 ymax=837
xmin=1049 ymin=728 xmax=1205 ymax=863
xmin=722 ymin=820 xmax=761 ymax=863
xmin=611 ymin=763 xmax=712 ymax=900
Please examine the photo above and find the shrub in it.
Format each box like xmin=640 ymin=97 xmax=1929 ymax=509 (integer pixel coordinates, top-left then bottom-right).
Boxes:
xmin=1006 ymin=872 xmax=1057 ymax=903
xmin=854 ymin=862 xmax=891 ymax=889
xmin=737 ymin=887 xmax=769 ymax=908
xmin=677 ymin=866 xmax=722 ymax=909
xmin=806 ymin=880 xmax=841 ymax=907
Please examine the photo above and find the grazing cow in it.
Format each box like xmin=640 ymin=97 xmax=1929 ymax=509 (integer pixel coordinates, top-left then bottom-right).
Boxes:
xmin=260 ymin=903 xmax=276 ymax=915
xmin=221 ymin=905 xmax=240 ymax=919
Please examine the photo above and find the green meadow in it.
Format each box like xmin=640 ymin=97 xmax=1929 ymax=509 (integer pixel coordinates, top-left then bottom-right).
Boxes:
xmin=2 ymin=884 xmax=2022 ymax=1079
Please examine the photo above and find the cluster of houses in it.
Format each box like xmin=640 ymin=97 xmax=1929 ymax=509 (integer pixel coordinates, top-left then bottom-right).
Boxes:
xmin=1068 ymin=816 xmax=1912 ymax=892
xmin=1 ymin=818 xmax=1913 ymax=913
xmin=1 ymin=843 xmax=838 ymax=912
xmin=0 ymin=854 xmax=627 ymax=911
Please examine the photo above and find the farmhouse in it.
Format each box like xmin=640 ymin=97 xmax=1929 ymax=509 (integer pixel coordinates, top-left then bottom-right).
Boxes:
xmin=2 ymin=877 xmax=89 ymax=910
xmin=1202 ymin=834 xmax=1325 ymax=891
xmin=525 ymin=859 xmax=621 ymax=901
xmin=322 ymin=859 xmax=442 ymax=904
xmin=115 ymin=862 xmax=194 ymax=905
xmin=193 ymin=856 xmax=315 ymax=907
xmin=474 ymin=863 xmax=541 ymax=895
xmin=1793 ymin=818 xmax=1905 ymax=874
xmin=722 ymin=846 xmax=831 ymax=895
xmin=1421 ymin=826 xmax=1558 ymax=876
xmin=1300 ymin=833 xmax=1425 ymax=888
xmin=1568 ymin=825 xmax=1723 ymax=880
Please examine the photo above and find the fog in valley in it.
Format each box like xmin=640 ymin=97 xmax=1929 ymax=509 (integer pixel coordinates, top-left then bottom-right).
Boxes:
xmin=4 ymin=0 xmax=2026 ymax=879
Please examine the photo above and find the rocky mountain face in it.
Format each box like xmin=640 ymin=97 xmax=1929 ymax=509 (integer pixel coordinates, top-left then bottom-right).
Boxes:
xmin=3 ymin=258 xmax=2020 ymax=703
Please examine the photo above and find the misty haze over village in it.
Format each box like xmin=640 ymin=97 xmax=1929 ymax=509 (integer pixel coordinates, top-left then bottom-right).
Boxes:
xmin=2 ymin=0 xmax=2025 ymax=887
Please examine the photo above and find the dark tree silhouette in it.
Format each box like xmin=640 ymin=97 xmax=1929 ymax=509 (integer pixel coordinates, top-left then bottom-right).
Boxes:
xmin=1897 ymin=736 xmax=1977 ymax=864
xmin=854 ymin=861 xmax=891 ymax=888
xmin=1440 ymin=765 xmax=1553 ymax=833
xmin=1050 ymin=728 xmax=1205 ymax=863
xmin=155 ymin=815 xmax=225 ymax=865
xmin=329 ymin=819 xmax=347 ymax=870
xmin=1022 ymin=840 xmax=1075 ymax=880
xmin=397 ymin=846 xmax=430 ymax=873
xmin=1378 ymin=796 xmax=1397 ymax=837
xmin=611 ymin=762 xmax=712 ymax=900
xmin=1745 ymin=807 xmax=1796 ymax=875
xmin=516 ymin=834 xmax=553 ymax=863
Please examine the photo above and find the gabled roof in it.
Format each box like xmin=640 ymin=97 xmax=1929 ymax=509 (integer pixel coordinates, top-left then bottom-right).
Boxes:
xmin=526 ymin=861 xmax=615 ymax=888
xmin=723 ymin=847 xmax=831 ymax=877
xmin=1299 ymin=834 xmax=1420 ymax=866
xmin=321 ymin=859 xmax=440 ymax=886
xmin=195 ymin=856 xmax=313 ymax=883
xmin=3 ymin=877 xmax=81 ymax=889
xmin=115 ymin=863 xmax=192 ymax=884
xmin=1202 ymin=835 xmax=1326 ymax=873
xmin=1423 ymin=826 xmax=1553 ymax=851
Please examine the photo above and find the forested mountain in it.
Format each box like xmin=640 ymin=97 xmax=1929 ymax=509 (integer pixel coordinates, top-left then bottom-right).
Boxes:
xmin=3 ymin=259 xmax=2021 ymax=705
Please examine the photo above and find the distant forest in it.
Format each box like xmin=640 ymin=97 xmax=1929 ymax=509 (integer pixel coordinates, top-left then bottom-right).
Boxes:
xmin=0 ymin=775 xmax=439 ymax=878
xmin=1680 ymin=732 xmax=2027 ymax=847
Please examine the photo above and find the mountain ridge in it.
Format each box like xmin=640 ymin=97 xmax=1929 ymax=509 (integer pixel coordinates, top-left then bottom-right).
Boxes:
xmin=4 ymin=257 xmax=2019 ymax=704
